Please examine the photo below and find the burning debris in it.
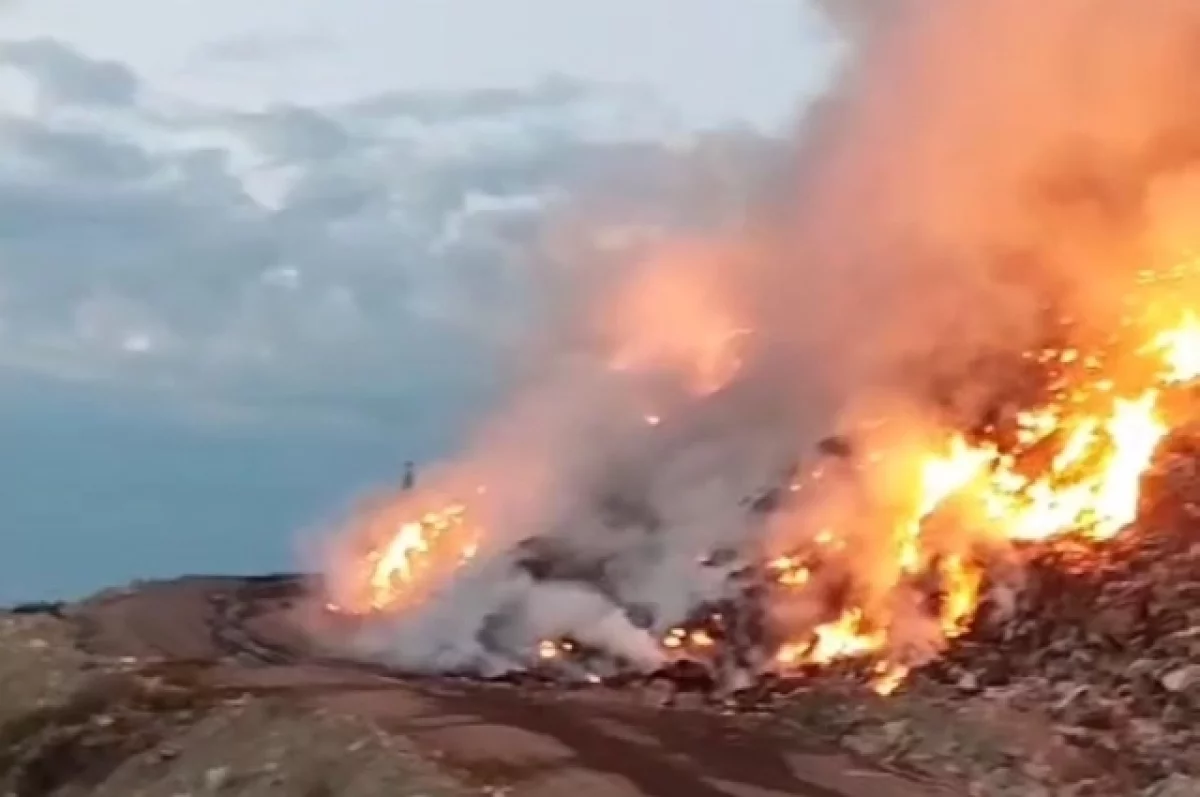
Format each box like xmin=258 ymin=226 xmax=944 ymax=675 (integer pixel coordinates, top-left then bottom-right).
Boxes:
xmin=925 ymin=454 xmax=1200 ymax=787
xmin=311 ymin=302 xmax=1200 ymax=791
xmin=318 ymin=295 xmax=1200 ymax=691
xmin=308 ymin=1 xmax=1200 ymax=791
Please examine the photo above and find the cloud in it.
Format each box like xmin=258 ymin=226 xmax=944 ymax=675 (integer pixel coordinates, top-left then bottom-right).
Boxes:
xmin=197 ymin=30 xmax=331 ymax=64
xmin=347 ymin=75 xmax=595 ymax=123
xmin=0 ymin=37 xmax=783 ymax=447
xmin=227 ymin=104 xmax=353 ymax=162
xmin=1 ymin=38 xmax=139 ymax=107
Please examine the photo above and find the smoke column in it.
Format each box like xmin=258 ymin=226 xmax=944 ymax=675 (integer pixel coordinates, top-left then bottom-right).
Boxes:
xmin=317 ymin=0 xmax=1200 ymax=674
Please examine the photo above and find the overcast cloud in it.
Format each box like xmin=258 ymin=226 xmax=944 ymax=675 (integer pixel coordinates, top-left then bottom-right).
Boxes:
xmin=0 ymin=16 xmax=848 ymax=437
xmin=1 ymin=40 xmax=790 ymax=432
xmin=0 ymin=4 xmax=841 ymax=599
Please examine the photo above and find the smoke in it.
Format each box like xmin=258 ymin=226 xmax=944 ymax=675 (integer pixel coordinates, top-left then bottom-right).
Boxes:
xmin=345 ymin=562 xmax=665 ymax=676
xmin=316 ymin=0 xmax=1200 ymax=675
xmin=808 ymin=0 xmax=903 ymax=44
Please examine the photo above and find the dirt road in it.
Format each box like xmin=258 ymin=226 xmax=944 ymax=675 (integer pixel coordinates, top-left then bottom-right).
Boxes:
xmin=58 ymin=575 xmax=947 ymax=797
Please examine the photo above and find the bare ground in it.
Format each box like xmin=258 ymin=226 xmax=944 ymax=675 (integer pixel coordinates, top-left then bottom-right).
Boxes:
xmin=0 ymin=578 xmax=1135 ymax=797
xmin=0 ymin=612 xmax=467 ymax=797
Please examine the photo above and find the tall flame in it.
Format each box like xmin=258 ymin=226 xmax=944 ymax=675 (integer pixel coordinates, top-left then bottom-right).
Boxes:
xmin=762 ymin=310 xmax=1187 ymax=691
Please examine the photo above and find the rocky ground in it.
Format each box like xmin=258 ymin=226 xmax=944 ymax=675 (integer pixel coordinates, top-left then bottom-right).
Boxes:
xmin=0 ymin=611 xmax=469 ymax=797
xmin=768 ymin=679 xmax=1191 ymax=797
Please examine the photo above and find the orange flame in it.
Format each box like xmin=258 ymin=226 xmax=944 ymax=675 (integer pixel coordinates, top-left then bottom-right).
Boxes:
xmin=605 ymin=243 xmax=751 ymax=396
xmin=1148 ymin=310 xmax=1200 ymax=384
xmin=327 ymin=269 xmax=1199 ymax=696
xmin=330 ymin=502 xmax=479 ymax=615
xmin=762 ymin=310 xmax=1188 ymax=690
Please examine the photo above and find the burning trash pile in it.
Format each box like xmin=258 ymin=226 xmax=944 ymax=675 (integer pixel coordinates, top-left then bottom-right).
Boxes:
xmin=922 ymin=417 xmax=1200 ymax=784
xmin=316 ymin=291 xmax=1200 ymax=691
xmin=309 ymin=0 xmax=1200 ymax=791
xmin=312 ymin=287 xmax=1200 ymax=794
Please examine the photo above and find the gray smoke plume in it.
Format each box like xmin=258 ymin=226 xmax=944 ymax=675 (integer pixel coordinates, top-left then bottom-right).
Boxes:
xmin=316 ymin=0 xmax=1200 ymax=675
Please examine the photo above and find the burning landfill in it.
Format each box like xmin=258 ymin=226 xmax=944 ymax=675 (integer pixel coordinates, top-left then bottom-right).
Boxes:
xmin=312 ymin=0 xmax=1200 ymax=791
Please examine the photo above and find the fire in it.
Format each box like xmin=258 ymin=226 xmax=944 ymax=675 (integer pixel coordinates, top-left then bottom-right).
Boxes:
xmin=604 ymin=243 xmax=751 ymax=396
xmin=369 ymin=521 xmax=428 ymax=599
xmin=314 ymin=0 xmax=1200 ymax=705
xmin=768 ymin=555 xmax=811 ymax=586
xmin=803 ymin=609 xmax=886 ymax=665
xmin=937 ymin=555 xmax=982 ymax=638
xmin=758 ymin=310 xmax=1189 ymax=689
xmin=941 ymin=388 xmax=1168 ymax=544
xmin=662 ymin=628 xmax=687 ymax=649
xmin=871 ymin=663 xmax=911 ymax=697
xmin=330 ymin=502 xmax=479 ymax=615
xmin=1149 ymin=311 xmax=1200 ymax=384
xmin=326 ymin=293 xmax=1199 ymax=697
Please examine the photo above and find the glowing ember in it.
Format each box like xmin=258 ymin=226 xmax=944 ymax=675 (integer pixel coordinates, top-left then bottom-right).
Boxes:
xmin=938 ymin=555 xmax=982 ymax=638
xmin=769 ymin=556 xmax=811 ymax=586
xmin=871 ymin=663 xmax=911 ymax=697
xmin=776 ymin=609 xmax=886 ymax=669
xmin=663 ymin=628 xmax=687 ymax=649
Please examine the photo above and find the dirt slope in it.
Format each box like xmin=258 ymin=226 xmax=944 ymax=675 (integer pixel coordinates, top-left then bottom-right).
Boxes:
xmin=0 ymin=610 xmax=467 ymax=797
xmin=0 ymin=577 xmax=1051 ymax=797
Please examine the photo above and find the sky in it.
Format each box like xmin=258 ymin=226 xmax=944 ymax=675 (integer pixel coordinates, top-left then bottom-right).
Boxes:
xmin=0 ymin=0 xmax=842 ymax=602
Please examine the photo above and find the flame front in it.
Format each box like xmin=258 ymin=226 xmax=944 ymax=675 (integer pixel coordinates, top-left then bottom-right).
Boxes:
xmin=328 ymin=502 xmax=479 ymax=615
xmin=325 ymin=292 xmax=1199 ymax=695
xmin=1149 ymin=311 xmax=1200 ymax=384
xmin=314 ymin=0 xmax=1200 ymax=700
xmin=760 ymin=308 xmax=1193 ymax=691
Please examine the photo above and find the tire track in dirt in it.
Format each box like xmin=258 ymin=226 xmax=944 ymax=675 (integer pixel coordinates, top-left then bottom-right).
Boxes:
xmin=69 ymin=575 xmax=948 ymax=797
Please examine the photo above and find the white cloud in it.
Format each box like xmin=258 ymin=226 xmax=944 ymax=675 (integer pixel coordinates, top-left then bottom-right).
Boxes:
xmin=1 ymin=0 xmax=838 ymax=130
xmin=0 ymin=37 xmax=796 ymax=434
xmin=1 ymin=38 xmax=140 ymax=107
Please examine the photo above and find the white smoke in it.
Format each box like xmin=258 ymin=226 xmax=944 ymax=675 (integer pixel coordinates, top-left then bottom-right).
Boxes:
xmin=347 ymin=556 xmax=667 ymax=674
xmin=318 ymin=0 xmax=1200 ymax=676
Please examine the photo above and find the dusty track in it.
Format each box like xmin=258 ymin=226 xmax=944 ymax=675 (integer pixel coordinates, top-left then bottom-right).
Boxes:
xmin=65 ymin=575 xmax=949 ymax=797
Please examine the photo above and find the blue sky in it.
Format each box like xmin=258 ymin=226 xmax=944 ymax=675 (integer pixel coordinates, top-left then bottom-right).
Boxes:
xmin=0 ymin=1 xmax=842 ymax=601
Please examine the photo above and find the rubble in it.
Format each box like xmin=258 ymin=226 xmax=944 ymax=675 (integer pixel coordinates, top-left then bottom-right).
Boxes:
xmin=912 ymin=436 xmax=1200 ymax=792
xmin=1143 ymin=773 xmax=1200 ymax=797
